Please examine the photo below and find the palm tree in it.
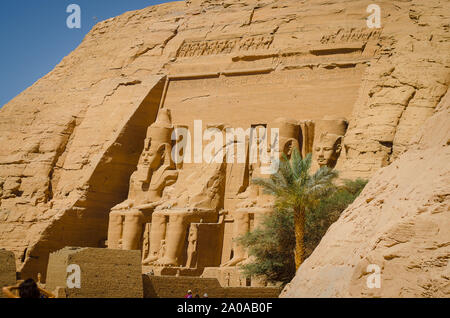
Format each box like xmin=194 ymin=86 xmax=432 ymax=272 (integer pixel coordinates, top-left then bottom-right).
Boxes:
xmin=253 ymin=149 xmax=338 ymax=270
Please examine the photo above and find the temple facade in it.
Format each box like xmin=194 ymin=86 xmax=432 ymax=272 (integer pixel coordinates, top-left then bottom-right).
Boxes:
xmin=107 ymin=107 xmax=348 ymax=286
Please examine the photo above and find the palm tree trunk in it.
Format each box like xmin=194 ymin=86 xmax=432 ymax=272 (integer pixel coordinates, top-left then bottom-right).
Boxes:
xmin=293 ymin=207 xmax=305 ymax=270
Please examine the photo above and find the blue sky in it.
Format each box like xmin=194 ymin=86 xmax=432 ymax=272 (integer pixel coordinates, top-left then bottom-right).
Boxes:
xmin=0 ymin=0 xmax=172 ymax=108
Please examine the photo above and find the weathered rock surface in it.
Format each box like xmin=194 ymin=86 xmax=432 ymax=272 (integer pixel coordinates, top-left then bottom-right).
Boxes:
xmin=0 ymin=0 xmax=448 ymax=280
xmin=281 ymin=91 xmax=450 ymax=297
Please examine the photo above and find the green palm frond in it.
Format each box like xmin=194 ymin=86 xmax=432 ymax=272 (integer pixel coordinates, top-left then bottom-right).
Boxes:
xmin=253 ymin=177 xmax=281 ymax=196
xmin=253 ymin=149 xmax=338 ymax=215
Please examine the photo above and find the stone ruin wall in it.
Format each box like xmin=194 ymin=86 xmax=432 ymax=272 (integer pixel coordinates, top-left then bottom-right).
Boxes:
xmin=45 ymin=247 xmax=143 ymax=298
xmin=0 ymin=250 xmax=17 ymax=297
xmin=0 ymin=0 xmax=448 ymax=280
xmin=143 ymin=275 xmax=280 ymax=298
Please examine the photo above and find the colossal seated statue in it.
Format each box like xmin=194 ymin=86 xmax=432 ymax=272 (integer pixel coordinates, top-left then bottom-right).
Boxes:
xmin=222 ymin=118 xmax=302 ymax=267
xmin=106 ymin=112 xmax=343 ymax=273
xmin=143 ymin=154 xmax=227 ymax=266
xmin=108 ymin=110 xmax=229 ymax=268
xmin=107 ymin=109 xmax=178 ymax=251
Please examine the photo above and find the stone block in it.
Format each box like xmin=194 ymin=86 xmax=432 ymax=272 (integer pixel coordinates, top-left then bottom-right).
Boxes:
xmin=0 ymin=249 xmax=16 ymax=298
xmin=46 ymin=247 xmax=143 ymax=298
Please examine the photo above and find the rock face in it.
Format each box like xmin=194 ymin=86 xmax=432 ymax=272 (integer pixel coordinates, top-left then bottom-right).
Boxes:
xmin=46 ymin=247 xmax=143 ymax=298
xmin=0 ymin=0 xmax=448 ymax=281
xmin=281 ymin=92 xmax=449 ymax=298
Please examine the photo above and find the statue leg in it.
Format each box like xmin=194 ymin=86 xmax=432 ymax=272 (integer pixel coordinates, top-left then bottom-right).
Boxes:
xmin=239 ymin=209 xmax=271 ymax=266
xmin=254 ymin=209 xmax=270 ymax=230
xmin=221 ymin=209 xmax=249 ymax=267
xmin=107 ymin=210 xmax=124 ymax=249
xmin=122 ymin=209 xmax=144 ymax=250
xmin=142 ymin=212 xmax=166 ymax=264
xmin=158 ymin=213 xmax=187 ymax=266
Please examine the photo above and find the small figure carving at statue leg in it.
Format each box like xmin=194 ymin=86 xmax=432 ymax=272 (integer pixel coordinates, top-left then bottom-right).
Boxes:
xmin=156 ymin=213 xmax=187 ymax=267
xmin=221 ymin=209 xmax=249 ymax=267
xmin=142 ymin=212 xmax=167 ymax=265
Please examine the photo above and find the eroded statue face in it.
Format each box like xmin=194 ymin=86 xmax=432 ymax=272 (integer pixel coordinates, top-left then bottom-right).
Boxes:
xmin=282 ymin=138 xmax=300 ymax=158
xmin=142 ymin=140 xmax=165 ymax=170
xmin=315 ymin=134 xmax=342 ymax=168
xmin=135 ymin=141 xmax=167 ymax=184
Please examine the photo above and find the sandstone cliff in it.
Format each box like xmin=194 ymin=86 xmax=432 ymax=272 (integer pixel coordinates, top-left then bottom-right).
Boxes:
xmin=281 ymin=91 xmax=449 ymax=297
xmin=0 ymin=0 xmax=448 ymax=280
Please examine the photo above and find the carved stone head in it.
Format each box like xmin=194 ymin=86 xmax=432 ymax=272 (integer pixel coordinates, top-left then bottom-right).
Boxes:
xmin=315 ymin=133 xmax=343 ymax=168
xmin=272 ymin=117 xmax=301 ymax=160
xmin=129 ymin=109 xmax=178 ymax=202
xmin=137 ymin=108 xmax=174 ymax=182
xmin=313 ymin=117 xmax=348 ymax=169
